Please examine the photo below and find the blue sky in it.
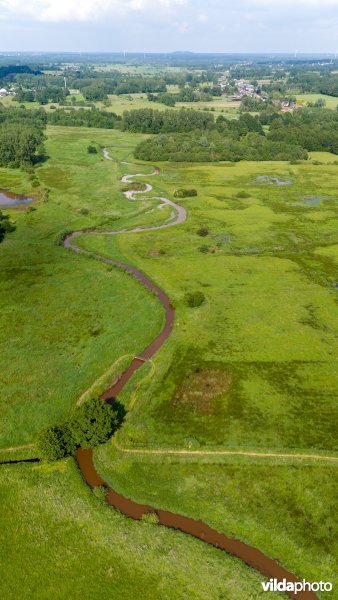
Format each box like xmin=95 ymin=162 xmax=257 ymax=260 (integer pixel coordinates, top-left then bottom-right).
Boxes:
xmin=0 ymin=0 xmax=337 ymax=53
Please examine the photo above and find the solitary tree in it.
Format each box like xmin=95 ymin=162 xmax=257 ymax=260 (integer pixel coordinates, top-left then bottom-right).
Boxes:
xmin=36 ymin=424 xmax=76 ymax=461
xmin=70 ymin=398 xmax=122 ymax=448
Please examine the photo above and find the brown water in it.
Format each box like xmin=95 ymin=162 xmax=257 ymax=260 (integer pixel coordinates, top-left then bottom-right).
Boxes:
xmin=0 ymin=189 xmax=33 ymax=207
xmin=67 ymin=157 xmax=317 ymax=600
xmin=77 ymin=449 xmax=316 ymax=600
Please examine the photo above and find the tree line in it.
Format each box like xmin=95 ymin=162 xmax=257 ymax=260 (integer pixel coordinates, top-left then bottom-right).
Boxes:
xmin=47 ymin=107 xmax=120 ymax=128
xmin=134 ymin=130 xmax=307 ymax=162
xmin=122 ymin=107 xmax=215 ymax=133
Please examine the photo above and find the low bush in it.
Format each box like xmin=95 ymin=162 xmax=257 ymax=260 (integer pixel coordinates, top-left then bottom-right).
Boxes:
xmin=141 ymin=512 xmax=160 ymax=525
xmin=55 ymin=229 xmax=74 ymax=246
xmin=173 ymin=189 xmax=197 ymax=198
xmin=0 ymin=211 xmax=15 ymax=243
xmin=184 ymin=291 xmax=206 ymax=308
xmin=197 ymin=227 xmax=209 ymax=237
xmin=93 ymin=485 xmax=109 ymax=503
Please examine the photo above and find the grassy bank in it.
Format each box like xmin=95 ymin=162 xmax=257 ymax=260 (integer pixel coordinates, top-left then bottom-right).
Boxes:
xmin=95 ymin=443 xmax=337 ymax=595
xmin=0 ymin=460 xmax=282 ymax=599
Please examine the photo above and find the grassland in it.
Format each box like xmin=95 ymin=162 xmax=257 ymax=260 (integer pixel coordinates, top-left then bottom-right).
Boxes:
xmin=1 ymin=125 xmax=337 ymax=596
xmin=95 ymin=445 xmax=337 ymax=591
xmin=78 ymin=159 xmax=338 ymax=454
xmin=0 ymin=126 xmax=164 ymax=448
xmin=296 ymin=93 xmax=338 ymax=110
xmin=0 ymin=91 xmax=240 ymax=119
xmin=0 ymin=460 xmax=283 ymax=600
xmin=78 ymin=152 xmax=337 ymax=594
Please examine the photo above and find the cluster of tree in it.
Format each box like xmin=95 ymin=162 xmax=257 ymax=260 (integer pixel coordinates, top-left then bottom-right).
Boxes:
xmin=267 ymin=109 xmax=338 ymax=154
xmin=47 ymin=107 xmax=119 ymax=128
xmin=74 ymin=75 xmax=168 ymax=101
xmin=122 ymin=108 xmax=215 ymax=133
xmin=0 ymin=106 xmax=46 ymax=167
xmin=0 ymin=211 xmax=15 ymax=243
xmin=14 ymin=86 xmax=69 ymax=104
xmin=114 ymin=77 xmax=166 ymax=95
xmin=147 ymin=85 xmax=222 ymax=108
xmin=239 ymin=97 xmax=266 ymax=112
xmin=288 ymin=71 xmax=338 ymax=97
xmin=36 ymin=398 xmax=125 ymax=461
xmin=0 ymin=65 xmax=41 ymax=84
xmin=134 ymin=130 xmax=307 ymax=162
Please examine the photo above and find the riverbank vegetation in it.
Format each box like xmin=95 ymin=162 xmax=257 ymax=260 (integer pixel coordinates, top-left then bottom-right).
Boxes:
xmin=36 ymin=398 xmax=125 ymax=460
xmin=0 ymin=460 xmax=280 ymax=600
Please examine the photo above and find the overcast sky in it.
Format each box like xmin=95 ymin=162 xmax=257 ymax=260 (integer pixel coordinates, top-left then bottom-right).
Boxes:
xmin=0 ymin=0 xmax=338 ymax=53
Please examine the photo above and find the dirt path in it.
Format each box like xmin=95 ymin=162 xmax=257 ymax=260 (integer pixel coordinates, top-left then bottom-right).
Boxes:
xmin=113 ymin=440 xmax=338 ymax=462
xmin=65 ymin=150 xmax=317 ymax=600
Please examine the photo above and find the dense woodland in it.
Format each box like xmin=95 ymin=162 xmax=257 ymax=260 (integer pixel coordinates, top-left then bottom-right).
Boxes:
xmin=132 ymin=107 xmax=337 ymax=161
xmin=122 ymin=108 xmax=215 ymax=133
xmin=134 ymin=130 xmax=307 ymax=162
xmin=0 ymin=106 xmax=46 ymax=167
xmin=47 ymin=107 xmax=119 ymax=128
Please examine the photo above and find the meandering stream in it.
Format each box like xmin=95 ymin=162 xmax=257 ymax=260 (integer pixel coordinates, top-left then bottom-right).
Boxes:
xmin=63 ymin=150 xmax=316 ymax=600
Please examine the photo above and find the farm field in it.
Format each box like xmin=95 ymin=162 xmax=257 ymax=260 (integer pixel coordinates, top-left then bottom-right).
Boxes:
xmin=0 ymin=125 xmax=337 ymax=597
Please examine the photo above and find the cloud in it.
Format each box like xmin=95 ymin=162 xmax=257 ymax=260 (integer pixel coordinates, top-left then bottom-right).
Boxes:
xmin=0 ymin=0 xmax=188 ymax=22
xmin=197 ymin=13 xmax=209 ymax=23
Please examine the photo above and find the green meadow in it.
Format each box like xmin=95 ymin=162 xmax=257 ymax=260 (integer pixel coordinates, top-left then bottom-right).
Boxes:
xmin=0 ymin=460 xmax=281 ymax=600
xmin=79 ymin=159 xmax=338 ymax=454
xmin=0 ymin=126 xmax=164 ymax=448
xmin=0 ymin=125 xmax=337 ymax=596
xmin=95 ymin=445 xmax=338 ymax=590
xmin=296 ymin=93 xmax=338 ymax=110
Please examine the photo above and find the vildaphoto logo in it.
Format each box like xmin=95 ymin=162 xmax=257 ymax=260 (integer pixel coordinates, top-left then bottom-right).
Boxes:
xmin=261 ymin=579 xmax=333 ymax=594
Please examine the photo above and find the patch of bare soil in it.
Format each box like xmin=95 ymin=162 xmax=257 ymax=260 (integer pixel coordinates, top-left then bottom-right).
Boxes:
xmin=173 ymin=369 xmax=232 ymax=415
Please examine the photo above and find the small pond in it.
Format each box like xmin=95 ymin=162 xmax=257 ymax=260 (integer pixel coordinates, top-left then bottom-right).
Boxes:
xmin=302 ymin=195 xmax=328 ymax=205
xmin=0 ymin=189 xmax=34 ymax=207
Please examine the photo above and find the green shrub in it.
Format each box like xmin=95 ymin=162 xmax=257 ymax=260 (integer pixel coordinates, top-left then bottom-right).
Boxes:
xmin=55 ymin=229 xmax=74 ymax=246
xmin=184 ymin=291 xmax=206 ymax=308
xmin=141 ymin=512 xmax=160 ymax=525
xmin=93 ymin=485 xmax=108 ymax=503
xmin=199 ymin=245 xmax=209 ymax=253
xmin=79 ymin=208 xmax=89 ymax=215
xmin=197 ymin=227 xmax=209 ymax=237
xmin=87 ymin=145 xmax=98 ymax=154
xmin=173 ymin=189 xmax=197 ymax=198
xmin=236 ymin=191 xmax=250 ymax=198
xmin=0 ymin=211 xmax=15 ymax=243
